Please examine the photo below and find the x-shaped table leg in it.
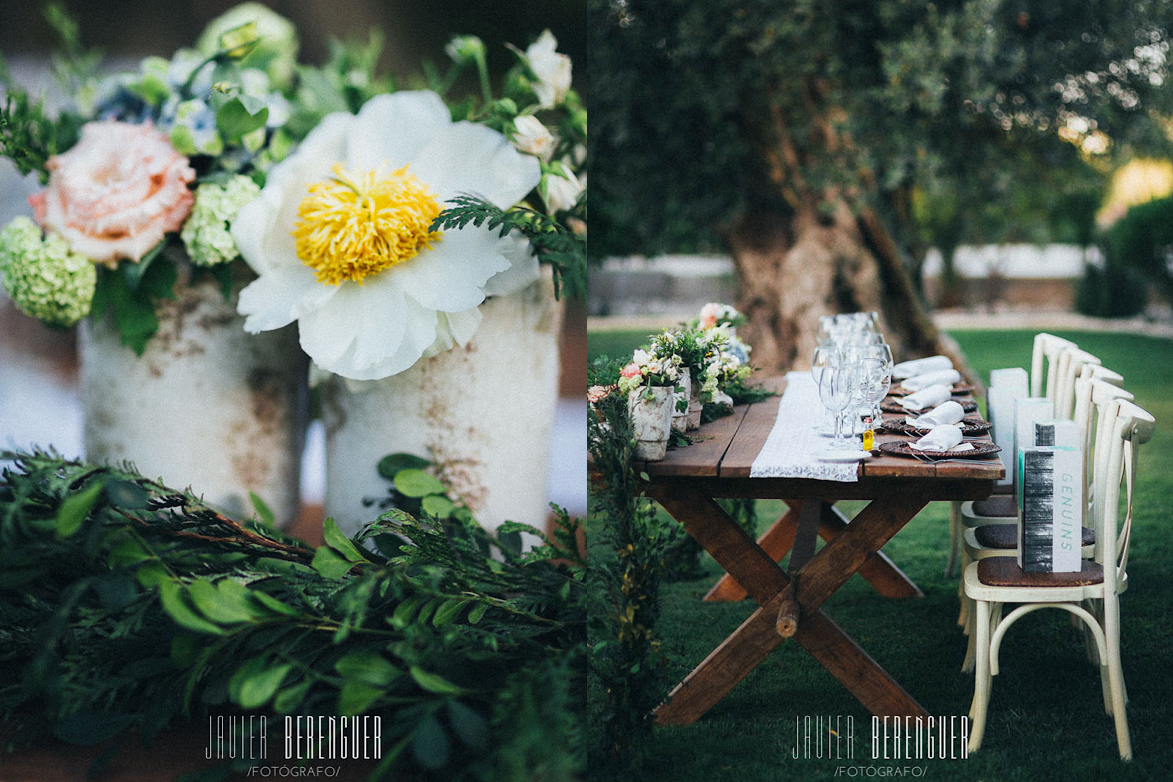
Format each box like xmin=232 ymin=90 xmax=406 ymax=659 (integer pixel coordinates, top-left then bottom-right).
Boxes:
xmin=647 ymin=483 xmax=930 ymax=726
xmin=705 ymin=502 xmax=923 ymax=602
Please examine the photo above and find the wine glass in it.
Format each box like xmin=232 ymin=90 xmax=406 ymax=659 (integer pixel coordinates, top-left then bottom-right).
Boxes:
xmin=810 ymin=346 xmax=841 ymax=433
xmin=818 ymin=364 xmax=852 ymax=448
xmin=858 ymin=357 xmax=892 ymax=427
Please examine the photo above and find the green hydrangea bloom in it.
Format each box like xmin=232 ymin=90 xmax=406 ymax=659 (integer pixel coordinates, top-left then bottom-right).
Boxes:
xmin=181 ymin=176 xmax=262 ymax=267
xmin=0 ymin=217 xmax=96 ymax=328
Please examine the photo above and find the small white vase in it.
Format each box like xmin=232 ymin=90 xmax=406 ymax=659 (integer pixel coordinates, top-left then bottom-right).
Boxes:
xmin=80 ymin=264 xmax=305 ymax=527
xmin=322 ymin=270 xmax=563 ymax=539
xmin=687 ymin=374 xmax=703 ymax=430
xmin=627 ymin=385 xmax=673 ymax=461
xmin=671 ymin=368 xmax=691 ymax=433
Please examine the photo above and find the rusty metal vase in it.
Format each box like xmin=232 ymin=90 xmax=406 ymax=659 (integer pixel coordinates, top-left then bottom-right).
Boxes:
xmin=687 ymin=379 xmax=703 ymax=430
xmin=322 ymin=271 xmax=563 ymax=539
xmin=79 ymin=264 xmax=305 ymax=527
xmin=627 ymin=385 xmax=673 ymax=461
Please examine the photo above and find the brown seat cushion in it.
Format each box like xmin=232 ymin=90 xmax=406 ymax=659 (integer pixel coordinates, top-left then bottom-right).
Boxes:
xmin=974 ymin=523 xmax=1095 ymax=549
xmin=972 ymin=494 xmax=1017 ymax=517
xmin=977 ymin=556 xmax=1104 ymax=587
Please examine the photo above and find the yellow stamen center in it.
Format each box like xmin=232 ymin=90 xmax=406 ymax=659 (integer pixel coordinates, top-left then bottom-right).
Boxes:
xmin=293 ymin=164 xmax=443 ymax=286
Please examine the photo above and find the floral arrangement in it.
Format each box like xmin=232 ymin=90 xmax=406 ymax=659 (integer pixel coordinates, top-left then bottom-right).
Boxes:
xmin=0 ymin=4 xmax=585 ymax=380
xmin=616 ymin=348 xmax=682 ymax=395
xmin=650 ymin=328 xmax=706 ymax=379
xmin=694 ymin=324 xmax=751 ymax=403
xmin=696 ymin=300 xmax=746 ymax=330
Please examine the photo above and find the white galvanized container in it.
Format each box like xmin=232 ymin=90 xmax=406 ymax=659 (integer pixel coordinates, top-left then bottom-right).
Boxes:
xmin=79 ymin=264 xmax=305 ymax=527
xmin=627 ymin=385 xmax=673 ymax=461
xmin=322 ymin=271 xmax=564 ymax=539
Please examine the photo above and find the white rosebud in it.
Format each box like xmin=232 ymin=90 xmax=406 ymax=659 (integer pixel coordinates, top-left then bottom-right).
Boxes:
xmin=524 ymin=30 xmax=572 ymax=109
xmin=445 ymin=35 xmax=485 ymax=65
xmin=512 ymin=115 xmax=556 ymax=162
xmin=545 ymin=168 xmax=583 ymax=214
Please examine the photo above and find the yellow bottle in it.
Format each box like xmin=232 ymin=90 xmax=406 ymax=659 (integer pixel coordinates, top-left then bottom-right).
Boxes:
xmin=861 ymin=417 xmax=874 ymax=451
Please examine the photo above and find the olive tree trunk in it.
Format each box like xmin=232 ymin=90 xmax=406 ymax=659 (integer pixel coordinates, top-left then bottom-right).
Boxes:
xmin=728 ymin=84 xmax=975 ymax=384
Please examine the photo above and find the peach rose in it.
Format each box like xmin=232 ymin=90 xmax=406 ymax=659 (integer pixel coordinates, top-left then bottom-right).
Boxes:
xmin=620 ymin=363 xmax=642 ymax=379
xmin=30 ymin=121 xmax=196 ymax=266
xmin=699 ymin=302 xmax=721 ymax=329
xmin=587 ymin=384 xmax=615 ymax=404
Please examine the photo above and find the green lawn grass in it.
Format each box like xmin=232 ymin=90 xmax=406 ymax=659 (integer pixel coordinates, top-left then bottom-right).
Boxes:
xmin=588 ymin=328 xmax=1173 ymax=782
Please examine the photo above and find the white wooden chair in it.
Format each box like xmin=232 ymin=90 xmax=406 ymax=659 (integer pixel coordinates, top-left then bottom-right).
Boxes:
xmin=959 ymin=377 xmax=1134 ymax=668
xmin=1053 ymin=348 xmax=1102 ymax=419
xmin=1030 ymin=333 xmax=1078 ymax=401
xmin=964 ymin=398 xmax=1154 ymax=760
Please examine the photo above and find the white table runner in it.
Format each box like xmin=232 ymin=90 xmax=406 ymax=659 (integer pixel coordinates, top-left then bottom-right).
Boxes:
xmin=749 ymin=372 xmax=860 ymax=482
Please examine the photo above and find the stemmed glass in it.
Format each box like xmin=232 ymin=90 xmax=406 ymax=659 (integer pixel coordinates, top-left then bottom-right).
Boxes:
xmin=858 ymin=357 xmax=892 ymax=428
xmin=855 ymin=344 xmax=892 ymax=418
xmin=818 ymin=364 xmax=853 ymax=449
xmin=810 ymin=346 xmax=841 ymax=434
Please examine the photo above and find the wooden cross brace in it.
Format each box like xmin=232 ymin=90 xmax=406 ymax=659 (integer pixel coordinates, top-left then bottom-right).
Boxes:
xmin=646 ymin=483 xmax=931 ymax=726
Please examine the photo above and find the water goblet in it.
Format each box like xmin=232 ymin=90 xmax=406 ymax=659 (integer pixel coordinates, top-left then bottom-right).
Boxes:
xmin=819 ymin=364 xmax=853 ymax=449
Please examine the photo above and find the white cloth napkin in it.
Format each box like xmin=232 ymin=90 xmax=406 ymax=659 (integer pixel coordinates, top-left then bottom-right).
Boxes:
xmin=892 ymin=355 xmax=953 ymax=380
xmin=910 ymin=424 xmax=974 ymax=452
xmin=899 ymin=384 xmax=952 ymax=412
xmin=901 ymin=369 xmax=961 ymax=393
xmin=905 ymin=400 xmax=965 ymax=428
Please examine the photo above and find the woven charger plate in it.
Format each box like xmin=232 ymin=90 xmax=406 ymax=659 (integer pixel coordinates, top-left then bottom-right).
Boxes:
xmin=882 ymin=399 xmax=978 ymax=414
xmin=888 ymin=382 xmax=975 ymax=397
xmin=878 ymin=440 xmax=1002 ymax=460
xmin=880 ymin=417 xmax=992 ymax=436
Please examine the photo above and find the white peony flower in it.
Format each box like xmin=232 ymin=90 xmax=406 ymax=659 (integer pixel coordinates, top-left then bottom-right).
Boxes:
xmin=231 ymin=91 xmax=542 ymax=380
xmin=524 ymin=30 xmax=572 ymax=109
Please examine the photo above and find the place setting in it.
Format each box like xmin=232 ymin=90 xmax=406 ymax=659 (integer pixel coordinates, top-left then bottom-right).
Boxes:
xmin=804 ymin=314 xmax=998 ymax=465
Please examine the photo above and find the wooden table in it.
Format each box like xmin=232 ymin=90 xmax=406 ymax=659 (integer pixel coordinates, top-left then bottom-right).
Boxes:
xmin=644 ymin=376 xmax=1003 ymax=725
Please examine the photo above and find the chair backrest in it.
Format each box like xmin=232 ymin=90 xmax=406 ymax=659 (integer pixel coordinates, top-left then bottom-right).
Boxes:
xmin=1080 ymin=363 xmax=1124 ymax=388
xmin=1054 ymin=348 xmax=1102 ymax=419
xmin=1031 ymin=333 xmax=1078 ymax=399
xmin=1094 ymin=398 xmax=1155 ymax=593
xmin=1078 ymin=378 xmax=1135 ymax=521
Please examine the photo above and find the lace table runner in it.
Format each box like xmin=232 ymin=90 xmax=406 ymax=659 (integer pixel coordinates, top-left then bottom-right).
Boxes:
xmin=749 ymin=372 xmax=860 ymax=482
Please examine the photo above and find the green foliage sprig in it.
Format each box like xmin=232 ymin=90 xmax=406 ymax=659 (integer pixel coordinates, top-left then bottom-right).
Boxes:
xmin=0 ymin=450 xmax=584 ymax=781
xmin=723 ymin=375 xmax=776 ymax=405
xmin=43 ymin=1 xmax=103 ymax=104
xmin=431 ymin=195 xmax=586 ymax=300
xmin=0 ymin=84 xmax=82 ymax=184
xmin=586 ymin=392 xmax=672 ymax=770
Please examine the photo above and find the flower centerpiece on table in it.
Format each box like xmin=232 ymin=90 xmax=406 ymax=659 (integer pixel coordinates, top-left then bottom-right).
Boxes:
xmin=0 ymin=4 xmax=303 ymax=350
xmin=650 ymin=327 xmax=710 ymax=428
xmin=695 ymin=318 xmax=755 ymax=408
xmin=615 ymin=348 xmax=681 ymax=461
xmin=617 ymin=349 xmax=683 ymax=396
